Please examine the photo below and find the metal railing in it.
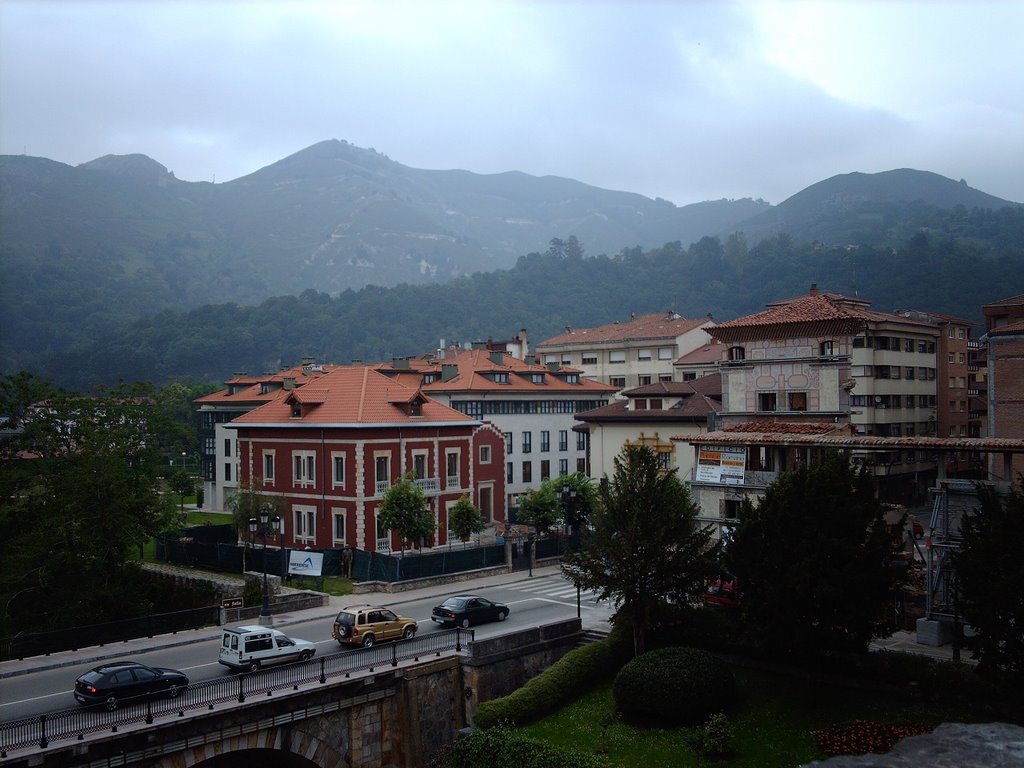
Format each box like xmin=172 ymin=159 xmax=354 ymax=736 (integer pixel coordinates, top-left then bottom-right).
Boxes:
xmin=0 ymin=628 xmax=472 ymax=756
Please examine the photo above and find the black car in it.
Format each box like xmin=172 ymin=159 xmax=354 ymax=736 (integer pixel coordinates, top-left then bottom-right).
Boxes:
xmin=74 ymin=661 xmax=189 ymax=710
xmin=431 ymin=595 xmax=509 ymax=628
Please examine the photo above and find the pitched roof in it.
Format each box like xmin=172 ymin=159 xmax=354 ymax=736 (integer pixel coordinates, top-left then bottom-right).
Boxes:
xmin=576 ymin=377 xmax=721 ymax=424
xmin=194 ymin=362 xmax=337 ymax=406
xmin=983 ymin=294 xmax=1024 ymax=309
xmin=383 ymin=348 xmax=618 ymax=395
xmin=675 ymin=340 xmax=725 ymax=365
xmin=230 ymin=366 xmax=475 ymax=426
xmin=537 ymin=312 xmax=709 ymax=347
xmin=985 ymin=319 xmax=1024 ymax=337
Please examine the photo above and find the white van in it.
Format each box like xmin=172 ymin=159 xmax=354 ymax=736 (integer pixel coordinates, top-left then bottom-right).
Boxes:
xmin=218 ymin=626 xmax=316 ymax=672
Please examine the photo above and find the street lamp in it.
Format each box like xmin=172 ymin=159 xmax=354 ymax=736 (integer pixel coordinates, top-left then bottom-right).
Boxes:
xmin=560 ymin=481 xmax=577 ymax=538
xmin=248 ymin=506 xmax=282 ymax=626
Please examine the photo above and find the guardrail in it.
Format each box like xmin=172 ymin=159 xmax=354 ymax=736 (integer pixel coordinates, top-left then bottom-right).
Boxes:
xmin=0 ymin=628 xmax=472 ymax=756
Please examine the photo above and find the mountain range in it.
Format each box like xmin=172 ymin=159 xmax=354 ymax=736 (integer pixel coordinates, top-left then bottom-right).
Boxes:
xmin=1 ymin=139 xmax=1021 ymax=385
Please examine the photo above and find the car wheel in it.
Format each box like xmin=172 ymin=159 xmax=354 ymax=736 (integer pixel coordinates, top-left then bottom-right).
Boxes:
xmin=362 ymin=634 xmax=375 ymax=648
xmin=167 ymin=683 xmax=181 ymax=698
xmin=460 ymin=618 xmax=470 ymax=629
xmin=104 ymin=695 xmax=118 ymax=711
xmin=300 ymin=650 xmax=313 ymax=661
xmin=497 ymin=610 xmax=507 ymax=621
xmin=247 ymin=660 xmax=261 ymax=672
xmin=402 ymin=626 xmax=416 ymax=640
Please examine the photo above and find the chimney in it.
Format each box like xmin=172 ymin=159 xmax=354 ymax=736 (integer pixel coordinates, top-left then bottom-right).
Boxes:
xmin=809 ymin=283 xmax=819 ymax=296
xmin=441 ymin=364 xmax=458 ymax=382
xmin=283 ymin=377 xmax=296 ymax=390
xmin=489 ymin=351 xmax=505 ymax=366
xmin=631 ymin=312 xmax=636 ymax=321
xmin=392 ymin=357 xmax=410 ymax=369
xmin=546 ymin=362 xmax=560 ymax=372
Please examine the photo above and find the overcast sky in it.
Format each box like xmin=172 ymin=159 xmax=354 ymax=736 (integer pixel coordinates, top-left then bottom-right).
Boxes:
xmin=2 ymin=1 xmax=1022 ymax=206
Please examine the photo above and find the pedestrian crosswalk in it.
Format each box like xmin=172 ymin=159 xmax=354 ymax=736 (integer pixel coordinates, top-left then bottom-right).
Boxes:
xmin=505 ymin=576 xmax=609 ymax=607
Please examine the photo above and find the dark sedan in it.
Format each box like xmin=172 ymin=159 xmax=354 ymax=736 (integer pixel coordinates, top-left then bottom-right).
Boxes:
xmin=74 ymin=661 xmax=189 ymax=710
xmin=431 ymin=595 xmax=509 ymax=628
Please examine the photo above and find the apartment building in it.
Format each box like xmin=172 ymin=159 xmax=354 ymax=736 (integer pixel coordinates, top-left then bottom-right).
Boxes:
xmin=535 ymin=311 xmax=714 ymax=391
xmin=229 ymin=366 xmax=505 ymax=552
xmin=981 ymin=294 xmax=1024 ymax=482
xmin=375 ymin=347 xmax=616 ymax=516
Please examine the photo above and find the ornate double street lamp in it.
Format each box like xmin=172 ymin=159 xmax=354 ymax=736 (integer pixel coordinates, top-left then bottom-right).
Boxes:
xmin=560 ymin=481 xmax=581 ymax=618
xmin=248 ymin=506 xmax=282 ymax=626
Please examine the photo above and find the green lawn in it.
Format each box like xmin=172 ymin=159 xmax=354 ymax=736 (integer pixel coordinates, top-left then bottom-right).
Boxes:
xmin=516 ymin=666 xmax=975 ymax=768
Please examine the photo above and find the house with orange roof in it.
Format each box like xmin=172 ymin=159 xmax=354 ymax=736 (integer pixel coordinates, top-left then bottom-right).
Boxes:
xmin=226 ymin=366 xmax=505 ymax=552
xmin=575 ymin=374 xmax=722 ymax=487
xmin=685 ymin=285 xmax=944 ymax=527
xmin=194 ymin=358 xmax=337 ymax=511
xmin=535 ymin=311 xmax=714 ymax=392
xmin=375 ymin=346 xmax=617 ymax=518
xmin=673 ymin=338 xmax=725 ymax=381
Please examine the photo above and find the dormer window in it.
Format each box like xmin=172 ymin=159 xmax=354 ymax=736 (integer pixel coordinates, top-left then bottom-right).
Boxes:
xmin=290 ymin=401 xmax=301 ymax=418
xmin=410 ymin=399 xmax=422 ymax=417
xmin=528 ymin=373 xmax=545 ymax=384
xmin=564 ymin=373 xmax=579 ymax=384
xmin=423 ymin=373 xmax=439 ymax=384
xmin=493 ymin=372 xmax=509 ymax=384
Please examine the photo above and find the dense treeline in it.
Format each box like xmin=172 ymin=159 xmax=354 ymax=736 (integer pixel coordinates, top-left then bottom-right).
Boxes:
xmin=20 ymin=205 xmax=1024 ymax=391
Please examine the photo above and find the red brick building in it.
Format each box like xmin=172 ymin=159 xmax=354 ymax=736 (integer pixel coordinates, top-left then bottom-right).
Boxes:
xmin=982 ymin=294 xmax=1024 ymax=482
xmin=229 ymin=366 xmax=505 ymax=552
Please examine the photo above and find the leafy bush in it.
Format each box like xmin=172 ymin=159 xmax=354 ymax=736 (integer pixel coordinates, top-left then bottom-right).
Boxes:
xmin=447 ymin=727 xmax=606 ymax=768
xmin=473 ymin=633 xmax=631 ymax=729
xmin=613 ymin=646 xmax=736 ymax=726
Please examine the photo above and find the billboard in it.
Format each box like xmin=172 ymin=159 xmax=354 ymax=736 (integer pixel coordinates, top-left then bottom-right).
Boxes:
xmin=695 ymin=447 xmax=746 ymax=485
xmin=288 ymin=549 xmax=324 ymax=577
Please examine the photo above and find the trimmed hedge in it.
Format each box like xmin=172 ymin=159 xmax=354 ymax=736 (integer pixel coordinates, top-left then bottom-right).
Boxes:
xmin=473 ymin=633 xmax=630 ymax=729
xmin=613 ymin=646 xmax=736 ymax=726
xmin=447 ymin=727 xmax=606 ymax=768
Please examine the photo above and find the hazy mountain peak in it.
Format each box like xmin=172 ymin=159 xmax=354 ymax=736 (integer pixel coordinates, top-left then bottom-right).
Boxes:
xmin=78 ymin=153 xmax=173 ymax=179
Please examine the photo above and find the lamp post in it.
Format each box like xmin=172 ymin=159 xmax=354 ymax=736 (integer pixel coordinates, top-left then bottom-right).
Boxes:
xmin=249 ymin=506 xmax=282 ymax=626
xmin=561 ymin=481 xmax=581 ymax=617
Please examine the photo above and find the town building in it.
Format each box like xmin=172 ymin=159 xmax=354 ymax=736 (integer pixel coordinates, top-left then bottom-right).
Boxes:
xmin=194 ymin=360 xmax=336 ymax=511
xmin=228 ymin=365 xmax=505 ymax=552
xmin=673 ymin=338 xmax=725 ymax=381
xmin=575 ymin=374 xmax=721 ymax=484
xmin=535 ymin=311 xmax=714 ymax=391
xmin=981 ymin=293 xmax=1024 ymax=481
xmin=374 ymin=346 xmax=616 ymax=517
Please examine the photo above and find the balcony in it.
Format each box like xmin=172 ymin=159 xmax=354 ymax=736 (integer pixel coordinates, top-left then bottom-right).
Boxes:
xmin=376 ymin=537 xmax=391 ymax=553
xmin=446 ymin=474 xmax=459 ymax=489
xmin=375 ymin=479 xmax=391 ymax=496
xmin=416 ymin=477 xmax=440 ymax=494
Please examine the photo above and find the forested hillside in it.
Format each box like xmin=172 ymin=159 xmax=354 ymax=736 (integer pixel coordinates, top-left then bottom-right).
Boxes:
xmin=39 ymin=204 xmax=1024 ymax=391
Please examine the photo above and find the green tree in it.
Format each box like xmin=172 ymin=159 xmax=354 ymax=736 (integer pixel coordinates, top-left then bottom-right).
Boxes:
xmin=954 ymin=482 xmax=1024 ymax=679
xmin=557 ymin=472 xmax=598 ymax=531
xmin=448 ymin=495 xmax=485 ymax=542
xmin=378 ymin=472 xmax=435 ymax=555
xmin=0 ymin=384 xmax=181 ymax=631
xmin=516 ymin=480 xmax=561 ymax=533
xmin=726 ymin=450 xmax=901 ymax=660
xmin=561 ymin=445 xmax=718 ymax=655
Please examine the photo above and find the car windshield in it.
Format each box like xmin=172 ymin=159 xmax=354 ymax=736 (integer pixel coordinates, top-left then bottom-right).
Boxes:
xmin=79 ymin=670 xmax=105 ymax=684
xmin=441 ymin=597 xmax=467 ymax=609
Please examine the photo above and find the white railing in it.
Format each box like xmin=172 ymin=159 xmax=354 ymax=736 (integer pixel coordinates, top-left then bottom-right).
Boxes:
xmin=376 ymin=537 xmax=391 ymax=553
xmin=375 ymin=480 xmax=390 ymax=496
xmin=446 ymin=475 xmax=459 ymax=489
xmin=415 ymin=477 xmax=440 ymax=493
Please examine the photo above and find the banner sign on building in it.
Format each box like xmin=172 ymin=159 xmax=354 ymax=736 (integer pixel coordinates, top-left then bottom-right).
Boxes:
xmin=288 ymin=549 xmax=324 ymax=577
xmin=695 ymin=447 xmax=746 ymax=485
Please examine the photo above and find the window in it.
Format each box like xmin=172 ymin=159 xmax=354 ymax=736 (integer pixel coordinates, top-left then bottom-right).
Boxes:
xmin=263 ymin=451 xmax=275 ymax=482
xmin=788 ymin=392 xmax=807 ymax=411
xmin=224 ymin=462 xmax=232 ymax=482
xmin=638 ymin=349 xmax=652 ymax=361
xmin=639 ymin=375 xmax=652 ymax=386
xmin=544 ymin=355 xmax=558 ymax=364
xmin=657 ymin=451 xmax=671 ymax=470
xmin=333 ymin=510 xmax=346 ymax=544
xmin=505 ymin=433 xmax=513 ymax=456
xmin=506 ymin=462 xmax=513 ymax=483
xmin=649 ymin=398 xmax=663 ymax=410
xmin=577 ymin=431 xmax=586 ymax=450
xmin=332 ymin=454 xmax=345 ymax=486
xmin=522 ymin=461 xmax=532 ymax=483
xmin=559 ymin=458 xmax=568 ymax=475
xmin=820 ymin=340 xmax=835 ymax=356
xmin=959 ymin=400 xmax=966 ymax=412
xmin=479 ymin=445 xmax=492 ymax=464
xmin=493 ymin=372 xmax=509 ymax=384
xmin=559 ymin=430 xmax=568 ymax=451
xmin=905 ymin=395 xmax=916 ymax=408
xmin=949 ymin=377 xmax=956 ymax=388
xmin=905 ymin=367 xmax=915 ymax=379
xmin=540 ymin=460 xmax=550 ymax=480
xmin=609 ymin=376 xmax=626 ymax=388
xmin=224 ymin=438 xmax=232 ymax=457
xmin=904 ymin=339 xmax=915 ymax=352
xmin=959 ymin=353 xmax=966 ymax=364
xmin=850 ymin=395 xmax=866 ymax=406
xmin=293 ymin=451 xmax=315 ymax=487
xmin=446 ymin=451 xmax=459 ymax=487
xmin=634 ymin=399 xmax=648 ymax=410
xmin=728 ymin=346 xmax=745 ymax=361
xmin=375 ymin=455 xmax=390 ymax=492
xmin=577 ymin=457 xmax=587 ymax=473
xmin=293 ymin=507 xmax=315 ymax=543
xmin=960 ymin=425 xmax=967 ymax=437
xmin=958 ymin=328 xmax=965 ymax=339
xmin=565 ymin=373 xmax=579 ymax=383
xmin=527 ymin=373 xmax=545 ymax=384
xmin=660 ymin=373 xmax=674 ymax=382
xmin=540 ymin=430 xmax=550 ymax=452
xmin=948 ymin=353 xmax=955 ymax=363
xmin=522 ymin=432 xmax=532 ymax=454
xmin=949 ymin=400 xmax=957 ymax=413
xmin=413 ymin=452 xmax=427 ymax=479
xmin=758 ymin=392 xmax=777 ymax=412
xmin=906 ymin=424 xmax=915 ymax=436
xmin=918 ymin=341 xmax=928 ymax=353
xmin=948 ymin=327 xmax=956 ymax=338
xmin=609 ymin=350 xmax=626 ymax=364
xmin=582 ymin=353 xmax=597 ymax=365
xmin=658 ymin=348 xmax=673 ymax=360
xmin=562 ymin=354 xmax=572 ymax=364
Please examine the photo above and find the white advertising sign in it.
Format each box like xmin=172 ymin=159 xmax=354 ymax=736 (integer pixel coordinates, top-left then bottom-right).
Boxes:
xmin=288 ymin=549 xmax=324 ymax=577
xmin=695 ymin=447 xmax=746 ymax=485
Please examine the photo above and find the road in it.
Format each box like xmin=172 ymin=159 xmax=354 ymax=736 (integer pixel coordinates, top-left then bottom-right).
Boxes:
xmin=0 ymin=571 xmax=614 ymax=721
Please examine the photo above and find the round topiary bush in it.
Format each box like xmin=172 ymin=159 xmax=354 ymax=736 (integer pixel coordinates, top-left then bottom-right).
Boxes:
xmin=613 ymin=646 xmax=737 ymax=726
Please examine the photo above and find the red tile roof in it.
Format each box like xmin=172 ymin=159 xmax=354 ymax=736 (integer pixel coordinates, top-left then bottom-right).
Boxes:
xmin=577 ymin=378 xmax=721 ymax=424
xmin=675 ymin=340 xmax=725 ymax=365
xmin=194 ymin=363 xmax=337 ymax=405
xmin=231 ymin=366 xmax=474 ymax=426
xmin=983 ymin=294 xmax=1024 ymax=309
xmin=722 ymin=421 xmax=850 ymax=435
xmin=537 ymin=312 xmax=709 ymax=346
xmin=986 ymin=319 xmax=1024 ymax=336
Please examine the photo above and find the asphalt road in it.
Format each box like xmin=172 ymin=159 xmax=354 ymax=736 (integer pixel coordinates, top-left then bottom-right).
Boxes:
xmin=0 ymin=571 xmax=615 ymax=721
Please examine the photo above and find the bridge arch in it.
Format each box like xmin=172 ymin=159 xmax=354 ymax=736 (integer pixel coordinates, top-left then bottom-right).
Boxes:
xmin=147 ymin=724 xmax=346 ymax=768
